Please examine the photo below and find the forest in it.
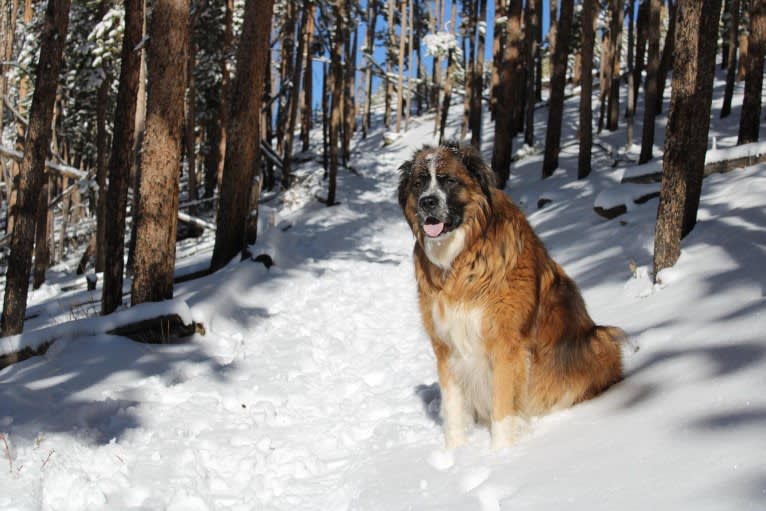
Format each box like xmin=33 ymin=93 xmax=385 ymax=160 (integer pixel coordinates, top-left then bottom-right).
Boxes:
xmin=1 ymin=0 xmax=764 ymax=336
xmin=0 ymin=0 xmax=765 ymax=508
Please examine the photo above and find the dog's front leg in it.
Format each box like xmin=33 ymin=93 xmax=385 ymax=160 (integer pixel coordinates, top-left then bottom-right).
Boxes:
xmin=489 ymin=344 xmax=529 ymax=449
xmin=434 ymin=347 xmax=471 ymax=448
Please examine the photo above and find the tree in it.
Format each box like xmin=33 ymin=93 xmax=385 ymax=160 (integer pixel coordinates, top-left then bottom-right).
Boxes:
xmin=721 ymin=0 xmax=741 ymax=117
xmin=396 ymin=0 xmax=407 ymax=132
xmin=523 ymin=0 xmax=539 ymax=148
xmin=0 ymin=0 xmax=18 ymax=165
xmin=469 ymin=0 xmax=487 ymax=149
xmin=542 ymin=0 xmax=574 ymax=178
xmin=210 ymin=0 xmax=275 ymax=271
xmin=639 ymin=0 xmax=661 ymax=164
xmin=655 ymin=0 xmax=677 ymax=113
xmin=737 ymin=0 xmax=765 ymax=144
xmin=491 ymin=0 xmax=522 ymax=188
xmin=653 ymin=0 xmax=721 ymax=280
xmin=102 ymin=0 xmax=144 ymax=315
xmin=1 ymin=0 xmax=71 ymax=336
xmin=282 ymin=3 xmax=309 ymax=187
xmin=131 ymin=0 xmax=190 ymax=304
xmin=326 ymin=0 xmax=345 ymax=206
xmin=578 ymin=0 xmax=595 ymax=179
xmin=607 ymin=0 xmax=624 ymax=131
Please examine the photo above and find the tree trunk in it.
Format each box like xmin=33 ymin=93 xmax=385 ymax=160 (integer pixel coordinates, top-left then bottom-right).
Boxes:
xmin=1 ymin=0 xmax=18 ymax=233
xmin=185 ymin=9 xmax=199 ymax=213
xmin=721 ymin=0 xmax=741 ymax=117
xmin=301 ymin=4 xmax=315 ymax=151
xmin=283 ymin=5 xmax=308 ymax=188
xmin=722 ymin=0 xmax=732 ymax=69
xmin=578 ymin=0 xmax=595 ymax=179
xmin=101 ymin=0 xmax=143 ymax=315
xmin=276 ymin=2 xmax=297 ymax=153
xmin=327 ymin=0 xmax=345 ymax=206
xmin=633 ymin=0 xmax=649 ymax=104
xmin=491 ymin=0 xmax=522 ymax=188
xmin=210 ymin=0 xmax=274 ymax=271
xmin=639 ymin=0 xmax=661 ymax=164
xmin=385 ymin=0 xmax=396 ymax=128
xmin=1 ymin=0 xmax=71 ymax=336
xmin=490 ymin=0 xmax=506 ymax=120
xmin=469 ymin=0 xmax=487 ymax=149
xmin=32 ymin=177 xmax=50 ymax=289
xmin=541 ymin=0 xmax=574 ymax=178
xmin=655 ymin=0 xmax=677 ymax=114
xmin=438 ymin=0 xmax=458 ymax=143
xmin=653 ymin=0 xmax=721 ymax=280
xmin=362 ymin=0 xmax=376 ymax=138
xmin=342 ymin=24 xmax=356 ymax=162
xmin=607 ymin=0 xmax=624 ymax=131
xmin=626 ymin=0 xmax=636 ymax=147
xmin=396 ymin=0 xmax=407 ymax=133
xmin=405 ymin=0 xmax=414 ymax=130
xmin=548 ymin=0 xmax=558 ymax=74
xmin=131 ymin=0 xmax=189 ymax=304
xmin=523 ymin=0 xmax=539 ymax=147
xmin=737 ymin=0 xmax=765 ymax=144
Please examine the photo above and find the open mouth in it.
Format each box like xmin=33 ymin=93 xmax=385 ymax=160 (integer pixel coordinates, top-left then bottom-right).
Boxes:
xmin=423 ymin=217 xmax=453 ymax=238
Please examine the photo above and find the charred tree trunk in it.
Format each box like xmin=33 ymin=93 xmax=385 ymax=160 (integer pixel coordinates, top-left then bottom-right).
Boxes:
xmin=737 ymin=0 xmax=765 ymax=144
xmin=639 ymin=0 xmax=661 ymax=164
xmin=102 ymin=0 xmax=144 ymax=315
xmin=541 ymin=0 xmax=574 ymax=178
xmin=653 ymin=0 xmax=721 ymax=279
xmin=131 ymin=0 xmax=189 ymax=304
xmin=210 ymin=0 xmax=274 ymax=271
xmin=2 ymin=0 xmax=71 ymax=336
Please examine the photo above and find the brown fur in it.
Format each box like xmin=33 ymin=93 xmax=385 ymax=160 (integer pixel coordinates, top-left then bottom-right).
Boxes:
xmin=399 ymin=143 xmax=623 ymax=445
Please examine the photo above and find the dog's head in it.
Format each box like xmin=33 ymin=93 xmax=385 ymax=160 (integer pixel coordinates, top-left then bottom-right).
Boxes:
xmin=398 ymin=142 xmax=495 ymax=269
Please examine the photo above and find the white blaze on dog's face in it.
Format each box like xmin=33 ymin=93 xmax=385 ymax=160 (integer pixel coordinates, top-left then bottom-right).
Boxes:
xmin=398 ymin=143 xmax=495 ymax=270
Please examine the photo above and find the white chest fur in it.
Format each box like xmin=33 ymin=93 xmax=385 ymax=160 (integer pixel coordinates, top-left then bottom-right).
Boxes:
xmin=431 ymin=300 xmax=493 ymax=421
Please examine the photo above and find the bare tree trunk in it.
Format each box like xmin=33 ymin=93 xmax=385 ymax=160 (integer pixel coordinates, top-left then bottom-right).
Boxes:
xmin=548 ymin=0 xmax=558 ymax=74
xmin=362 ymin=0 xmax=376 ymax=138
xmin=301 ymin=4 xmax=315 ymax=151
xmin=639 ymin=0 xmax=661 ymax=164
xmin=578 ymin=0 xmax=595 ymax=179
xmin=327 ymin=0 xmax=345 ymax=206
xmin=469 ymin=0 xmax=487 ymax=149
xmin=722 ymin=0 xmax=732 ymax=69
xmin=32 ymin=177 xmax=50 ymax=289
xmin=0 ymin=0 xmax=18 ymax=223
xmin=385 ymin=0 xmax=396 ymax=128
xmin=597 ymin=28 xmax=611 ymax=133
xmin=342 ymin=24 xmax=356 ymax=161
xmin=491 ymin=0 xmax=522 ymax=188
xmin=737 ymin=0 xmax=765 ymax=144
xmin=396 ymin=0 xmax=407 ymax=133
xmin=653 ymin=0 xmax=721 ymax=279
xmin=655 ymin=0 xmax=676 ymax=113
xmin=626 ymin=0 xmax=636 ymax=147
xmin=438 ymin=0 xmax=458 ymax=143
xmin=185 ymin=8 xmax=199 ymax=213
xmin=283 ymin=5 xmax=308 ymax=188
xmin=2 ymin=0 xmax=71 ymax=336
xmin=633 ymin=0 xmax=649 ymax=104
xmin=101 ymin=0 xmax=143 ymax=314
xmin=276 ymin=2 xmax=297 ymax=153
xmin=721 ymin=0 xmax=741 ymax=117
xmin=490 ymin=0 xmax=506 ymax=120
xmin=210 ymin=0 xmax=274 ymax=271
xmin=405 ymin=0 xmax=414 ymax=131
xmin=607 ymin=0 xmax=624 ymax=131
xmin=542 ymin=0 xmax=574 ymax=178
xmin=131 ymin=0 xmax=189 ymax=304
xmin=524 ymin=0 xmax=539 ymax=147
xmin=737 ymin=29 xmax=748 ymax=80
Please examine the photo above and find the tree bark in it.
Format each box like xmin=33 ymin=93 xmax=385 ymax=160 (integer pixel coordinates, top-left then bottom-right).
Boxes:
xmin=282 ymin=4 xmax=308 ymax=188
xmin=491 ymin=0 xmax=522 ymax=188
xmin=541 ymin=0 xmax=574 ymax=178
xmin=1 ymin=0 xmax=71 ymax=336
xmin=655 ymin=0 xmax=676 ymax=114
xmin=131 ymin=0 xmax=190 ymax=304
xmin=32 ymin=177 xmax=50 ymax=289
xmin=737 ymin=0 xmax=765 ymax=144
xmin=721 ymin=0 xmax=741 ymax=117
xmin=210 ymin=0 xmax=274 ymax=271
xmin=101 ymin=0 xmax=143 ymax=315
xmin=363 ymin=0 xmax=376 ymax=138
xmin=578 ymin=0 xmax=595 ymax=179
xmin=301 ymin=3 xmax=315 ymax=151
xmin=385 ymin=0 xmax=396 ymax=128
xmin=653 ymin=0 xmax=721 ymax=280
xmin=185 ymin=8 xmax=199 ymax=212
xmin=327 ymin=0 xmax=345 ymax=206
xmin=633 ymin=0 xmax=649 ymax=104
xmin=523 ymin=0 xmax=539 ymax=147
xmin=639 ymin=0 xmax=661 ymax=164
xmin=469 ymin=0 xmax=487 ymax=149
xmin=607 ymin=0 xmax=624 ymax=131
xmin=396 ymin=0 xmax=407 ymax=133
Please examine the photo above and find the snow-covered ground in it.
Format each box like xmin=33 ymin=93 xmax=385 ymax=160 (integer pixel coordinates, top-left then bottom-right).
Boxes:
xmin=1 ymin=70 xmax=765 ymax=510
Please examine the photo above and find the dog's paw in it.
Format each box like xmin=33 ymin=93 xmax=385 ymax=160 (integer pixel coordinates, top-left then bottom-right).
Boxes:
xmin=445 ymin=429 xmax=467 ymax=449
xmin=490 ymin=416 xmax=527 ymax=450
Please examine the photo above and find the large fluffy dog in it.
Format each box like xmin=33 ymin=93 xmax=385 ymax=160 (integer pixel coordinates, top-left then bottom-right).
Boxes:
xmin=398 ymin=142 xmax=624 ymax=449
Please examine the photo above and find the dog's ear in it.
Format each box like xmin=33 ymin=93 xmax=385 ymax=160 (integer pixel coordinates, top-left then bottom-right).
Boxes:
xmin=449 ymin=143 xmax=496 ymax=199
xmin=397 ymin=159 xmax=413 ymax=209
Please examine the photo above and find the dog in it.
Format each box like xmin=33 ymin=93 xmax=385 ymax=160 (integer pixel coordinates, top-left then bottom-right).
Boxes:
xmin=398 ymin=142 xmax=624 ymax=449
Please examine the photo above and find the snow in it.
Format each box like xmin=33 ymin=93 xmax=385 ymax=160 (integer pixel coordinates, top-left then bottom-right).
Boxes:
xmin=2 ymin=69 xmax=766 ymax=510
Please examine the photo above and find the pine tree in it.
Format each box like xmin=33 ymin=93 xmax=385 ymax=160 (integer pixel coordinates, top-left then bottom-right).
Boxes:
xmin=737 ymin=0 xmax=765 ymax=144
xmin=210 ymin=0 xmax=275 ymax=270
xmin=653 ymin=0 xmax=721 ymax=280
xmin=578 ymin=0 xmax=596 ymax=179
xmin=721 ymin=0 xmax=741 ymax=117
xmin=131 ymin=0 xmax=190 ymax=304
xmin=102 ymin=0 xmax=144 ymax=315
xmin=639 ymin=0 xmax=661 ymax=164
xmin=1 ymin=0 xmax=72 ymax=336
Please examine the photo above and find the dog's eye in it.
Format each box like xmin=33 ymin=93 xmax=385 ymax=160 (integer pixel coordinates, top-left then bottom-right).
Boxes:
xmin=414 ymin=174 xmax=428 ymax=188
xmin=437 ymin=175 xmax=457 ymax=185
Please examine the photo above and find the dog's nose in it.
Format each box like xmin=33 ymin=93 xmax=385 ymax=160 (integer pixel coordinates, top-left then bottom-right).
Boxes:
xmin=419 ymin=195 xmax=438 ymax=210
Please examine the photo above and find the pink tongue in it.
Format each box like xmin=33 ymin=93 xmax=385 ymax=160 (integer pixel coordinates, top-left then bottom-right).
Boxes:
xmin=423 ymin=222 xmax=445 ymax=237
